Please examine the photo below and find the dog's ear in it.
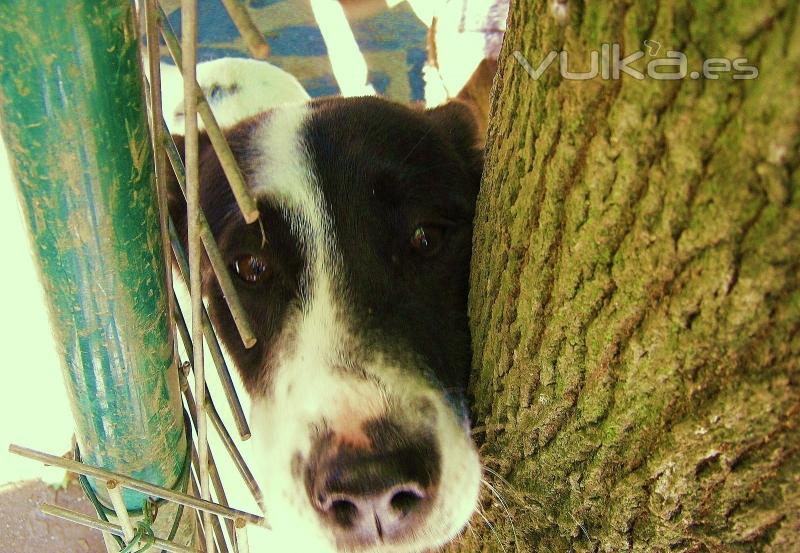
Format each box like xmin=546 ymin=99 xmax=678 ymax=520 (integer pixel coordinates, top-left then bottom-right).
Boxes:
xmin=425 ymin=101 xmax=485 ymax=191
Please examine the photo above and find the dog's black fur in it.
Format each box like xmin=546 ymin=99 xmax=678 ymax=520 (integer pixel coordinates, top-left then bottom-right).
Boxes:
xmin=168 ymin=96 xmax=483 ymax=552
xmin=169 ymin=97 xmax=482 ymax=396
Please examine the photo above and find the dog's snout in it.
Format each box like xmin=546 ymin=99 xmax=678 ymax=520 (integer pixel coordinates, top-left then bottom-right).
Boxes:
xmin=306 ymin=419 xmax=441 ymax=545
xmin=319 ymin=483 xmax=429 ymax=540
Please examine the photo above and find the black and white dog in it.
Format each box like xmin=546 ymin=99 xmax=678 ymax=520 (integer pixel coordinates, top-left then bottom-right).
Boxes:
xmin=169 ymin=65 xmax=484 ymax=552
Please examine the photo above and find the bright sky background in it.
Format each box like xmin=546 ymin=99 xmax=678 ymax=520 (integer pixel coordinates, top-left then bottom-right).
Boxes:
xmin=0 ymin=136 xmax=74 ymax=487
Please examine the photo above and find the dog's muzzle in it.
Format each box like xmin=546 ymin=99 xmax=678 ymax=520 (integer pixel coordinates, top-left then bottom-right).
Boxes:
xmin=304 ymin=417 xmax=441 ymax=549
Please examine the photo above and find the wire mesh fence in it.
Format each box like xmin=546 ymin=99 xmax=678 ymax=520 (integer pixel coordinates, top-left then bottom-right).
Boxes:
xmin=5 ymin=1 xmax=273 ymax=551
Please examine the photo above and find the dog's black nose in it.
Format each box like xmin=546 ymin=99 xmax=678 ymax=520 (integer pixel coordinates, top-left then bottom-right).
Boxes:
xmin=306 ymin=419 xmax=440 ymax=545
xmin=318 ymin=481 xmax=428 ymax=539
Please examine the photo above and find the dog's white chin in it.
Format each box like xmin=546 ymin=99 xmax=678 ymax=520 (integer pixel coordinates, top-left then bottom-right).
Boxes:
xmin=247 ymin=391 xmax=481 ymax=553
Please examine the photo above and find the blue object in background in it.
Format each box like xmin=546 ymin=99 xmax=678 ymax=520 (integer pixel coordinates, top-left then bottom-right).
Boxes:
xmin=248 ymin=0 xmax=283 ymax=7
xmin=303 ymin=74 xmax=341 ymax=98
xmin=267 ymin=25 xmax=330 ymax=57
xmin=351 ymin=9 xmax=426 ymax=52
xmin=168 ymin=2 xmax=241 ymax=52
xmin=164 ymin=0 xmax=428 ymax=103
xmin=406 ymin=47 xmax=427 ymax=102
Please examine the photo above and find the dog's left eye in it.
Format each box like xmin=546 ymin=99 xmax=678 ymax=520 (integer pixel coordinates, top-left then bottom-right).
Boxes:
xmin=410 ymin=225 xmax=444 ymax=257
xmin=233 ymin=254 xmax=269 ymax=283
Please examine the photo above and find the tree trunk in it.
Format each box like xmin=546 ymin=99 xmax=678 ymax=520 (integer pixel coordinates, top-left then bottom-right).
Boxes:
xmin=458 ymin=1 xmax=800 ymax=551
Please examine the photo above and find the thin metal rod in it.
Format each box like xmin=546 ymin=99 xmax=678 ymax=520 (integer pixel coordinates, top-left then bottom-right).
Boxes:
xmin=163 ymin=129 xmax=257 ymax=349
xmin=158 ymin=5 xmax=260 ymax=224
xmin=193 ymin=510 xmax=210 ymax=553
xmin=106 ymin=479 xmax=136 ymax=542
xmin=41 ymin=504 xmax=200 ymax=553
xmin=207 ymin=399 xmax=265 ymax=513
xmin=191 ymin=445 xmax=233 ymax=553
xmin=219 ymin=0 xmax=270 ymax=59
xmin=235 ymin=518 xmax=250 ymax=553
xmin=144 ymin=0 xmax=176 ymax=351
xmin=180 ymin=365 xmax=232 ymax=549
xmin=9 ymin=444 xmax=264 ymax=525
xmin=169 ymin=219 xmax=251 ymax=441
xmin=102 ymin=534 xmax=120 ymax=553
xmin=189 ymin=464 xmax=225 ymax=553
xmin=181 ymin=2 xmax=214 ymax=552
xmin=186 ymin=477 xmax=210 ymax=552
xmin=176 ymin=362 xmax=265 ymax=513
xmin=177 ymin=358 xmax=243 ymax=543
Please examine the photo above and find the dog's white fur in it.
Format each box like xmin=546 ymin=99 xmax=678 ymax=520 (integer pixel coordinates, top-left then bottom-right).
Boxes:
xmin=245 ymin=105 xmax=481 ymax=552
xmin=161 ymin=57 xmax=310 ymax=134
xmin=166 ymin=60 xmax=481 ymax=552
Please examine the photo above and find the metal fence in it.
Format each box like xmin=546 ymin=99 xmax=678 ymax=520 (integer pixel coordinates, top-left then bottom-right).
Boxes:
xmin=0 ymin=1 xmax=273 ymax=551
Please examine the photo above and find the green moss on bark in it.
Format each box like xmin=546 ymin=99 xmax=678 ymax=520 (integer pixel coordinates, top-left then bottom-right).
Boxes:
xmin=457 ymin=1 xmax=800 ymax=551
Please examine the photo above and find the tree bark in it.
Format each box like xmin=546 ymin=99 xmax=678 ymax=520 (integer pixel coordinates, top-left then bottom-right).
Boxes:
xmin=458 ymin=1 xmax=800 ymax=551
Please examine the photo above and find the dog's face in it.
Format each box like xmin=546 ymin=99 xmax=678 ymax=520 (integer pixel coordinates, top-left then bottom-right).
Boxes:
xmin=170 ymin=96 xmax=483 ymax=552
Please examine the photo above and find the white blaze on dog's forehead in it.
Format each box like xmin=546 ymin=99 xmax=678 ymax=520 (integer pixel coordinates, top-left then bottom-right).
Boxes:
xmin=247 ymin=103 xmax=378 ymax=548
xmin=243 ymin=103 xmax=481 ymax=551
xmin=251 ymin=104 xmax=341 ymax=350
xmin=251 ymin=104 xmax=316 ymax=213
xmin=249 ymin=108 xmax=387 ymax=426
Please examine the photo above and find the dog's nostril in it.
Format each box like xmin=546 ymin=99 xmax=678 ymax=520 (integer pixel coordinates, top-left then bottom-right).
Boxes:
xmin=316 ymin=486 xmax=430 ymax=539
xmin=306 ymin=420 xmax=441 ymax=544
xmin=330 ymin=498 xmax=360 ymax=528
xmin=389 ymin=488 xmax=424 ymax=516
xmin=312 ymin=483 xmax=435 ymax=545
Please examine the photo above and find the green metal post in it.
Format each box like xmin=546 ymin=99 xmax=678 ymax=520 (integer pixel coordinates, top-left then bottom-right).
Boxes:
xmin=0 ymin=1 xmax=187 ymax=512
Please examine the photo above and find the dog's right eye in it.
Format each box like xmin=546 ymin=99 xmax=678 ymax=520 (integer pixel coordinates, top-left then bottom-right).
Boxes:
xmin=409 ymin=224 xmax=445 ymax=257
xmin=233 ymin=254 xmax=269 ymax=284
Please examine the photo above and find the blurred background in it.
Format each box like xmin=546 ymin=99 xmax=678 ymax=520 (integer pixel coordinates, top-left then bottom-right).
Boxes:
xmin=161 ymin=0 xmax=430 ymax=101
